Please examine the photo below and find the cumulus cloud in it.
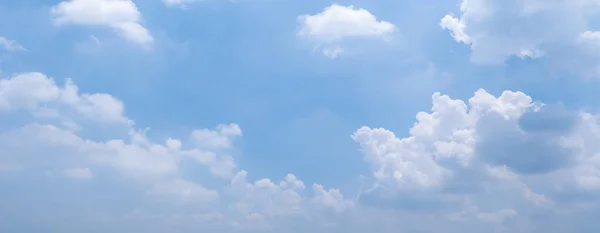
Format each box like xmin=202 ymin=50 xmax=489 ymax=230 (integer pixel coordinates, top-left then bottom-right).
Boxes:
xmin=353 ymin=88 xmax=600 ymax=223
xmin=191 ymin=124 xmax=242 ymax=150
xmin=225 ymin=170 xmax=353 ymax=230
xmin=5 ymin=71 xmax=600 ymax=232
xmin=440 ymin=0 xmax=600 ymax=74
xmin=0 ymin=72 xmax=129 ymax=124
xmin=228 ymin=171 xmax=305 ymax=221
xmin=298 ymin=4 xmax=396 ymax=58
xmin=279 ymin=174 xmax=306 ymax=190
xmin=0 ymin=73 xmax=242 ymax=182
xmin=0 ymin=71 xmax=354 ymax=232
xmin=312 ymin=184 xmax=353 ymax=213
xmin=50 ymin=0 xmax=153 ymax=47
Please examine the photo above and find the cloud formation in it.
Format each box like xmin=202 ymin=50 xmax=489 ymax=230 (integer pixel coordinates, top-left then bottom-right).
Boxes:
xmin=298 ymin=4 xmax=396 ymax=58
xmin=4 ymin=72 xmax=600 ymax=232
xmin=354 ymin=88 xmax=600 ymax=188
xmin=350 ymin=89 xmax=600 ymax=232
xmin=0 ymin=72 xmax=352 ymax=232
xmin=4 ymin=1 xmax=600 ymax=232
xmin=50 ymin=0 xmax=153 ymax=47
xmin=440 ymin=0 xmax=600 ymax=76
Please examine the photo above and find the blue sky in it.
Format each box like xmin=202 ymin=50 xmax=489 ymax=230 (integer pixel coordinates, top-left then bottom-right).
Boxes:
xmin=3 ymin=0 xmax=600 ymax=232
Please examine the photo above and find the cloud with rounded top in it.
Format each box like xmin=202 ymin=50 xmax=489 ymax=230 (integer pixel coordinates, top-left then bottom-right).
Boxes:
xmin=50 ymin=0 xmax=153 ymax=47
xmin=440 ymin=0 xmax=600 ymax=77
xmin=297 ymin=4 xmax=396 ymax=58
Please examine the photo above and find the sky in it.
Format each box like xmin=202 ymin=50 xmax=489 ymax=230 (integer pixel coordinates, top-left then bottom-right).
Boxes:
xmin=3 ymin=0 xmax=600 ymax=232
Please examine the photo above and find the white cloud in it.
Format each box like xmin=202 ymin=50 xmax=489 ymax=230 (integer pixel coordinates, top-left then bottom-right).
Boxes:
xmin=0 ymin=72 xmax=240 ymax=183
xmin=0 ymin=121 xmax=241 ymax=183
xmin=279 ymin=174 xmax=306 ymax=190
xmin=191 ymin=124 xmax=242 ymax=150
xmin=226 ymin=170 xmax=353 ymax=229
xmin=0 ymin=71 xmax=356 ymax=232
xmin=353 ymin=126 xmax=448 ymax=190
xmin=228 ymin=170 xmax=305 ymax=225
xmin=3 ymin=70 xmax=600 ymax=232
xmin=0 ymin=72 xmax=129 ymax=124
xmin=353 ymin=88 xmax=600 ymax=214
xmin=312 ymin=184 xmax=353 ymax=213
xmin=346 ymin=88 xmax=600 ymax=233
xmin=440 ymin=0 xmax=600 ymax=69
xmin=0 ymin=36 xmax=25 ymax=52
xmin=298 ymin=4 xmax=396 ymax=58
xmin=50 ymin=0 xmax=153 ymax=47
xmin=62 ymin=167 xmax=94 ymax=181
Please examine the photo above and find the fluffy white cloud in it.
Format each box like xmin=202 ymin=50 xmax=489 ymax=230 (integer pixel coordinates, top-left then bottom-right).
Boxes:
xmin=191 ymin=124 xmax=242 ymax=150
xmin=279 ymin=174 xmax=305 ymax=190
xmin=50 ymin=0 xmax=153 ymax=47
xmin=312 ymin=184 xmax=353 ymax=213
xmin=0 ymin=72 xmax=239 ymax=185
xmin=298 ymin=4 xmax=396 ymax=58
xmin=353 ymin=88 xmax=600 ymax=219
xmin=228 ymin=171 xmax=305 ymax=220
xmin=226 ymin=170 xmax=353 ymax=230
xmin=5 ymin=71 xmax=600 ymax=232
xmin=4 ymin=71 xmax=600 ymax=232
xmin=0 ymin=120 xmax=237 ymax=184
xmin=0 ymin=71 xmax=354 ymax=232
xmin=0 ymin=36 xmax=25 ymax=52
xmin=0 ymin=72 xmax=129 ymax=124
xmin=348 ymin=88 xmax=600 ymax=233
xmin=6 ymin=72 xmax=600 ymax=232
xmin=440 ymin=0 xmax=600 ymax=70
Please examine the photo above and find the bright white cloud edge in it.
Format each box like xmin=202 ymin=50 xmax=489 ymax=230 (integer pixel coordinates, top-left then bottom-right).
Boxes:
xmin=50 ymin=0 xmax=153 ymax=47
xmin=297 ymin=4 xmax=396 ymax=58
